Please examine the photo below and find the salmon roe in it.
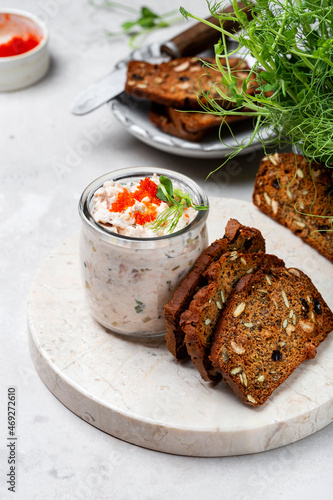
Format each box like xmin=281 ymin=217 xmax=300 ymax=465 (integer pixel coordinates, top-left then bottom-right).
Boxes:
xmin=133 ymin=177 xmax=162 ymax=205
xmin=109 ymin=177 xmax=162 ymax=225
xmin=0 ymin=34 xmax=40 ymax=57
xmin=133 ymin=207 xmax=158 ymax=225
xmin=110 ymin=189 xmax=135 ymax=213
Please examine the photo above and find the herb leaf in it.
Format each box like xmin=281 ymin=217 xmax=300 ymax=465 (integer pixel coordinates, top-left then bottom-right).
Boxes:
xmin=89 ymin=1 xmax=181 ymax=47
xmin=134 ymin=299 xmax=145 ymax=313
xmin=158 ymin=175 xmax=174 ymax=199
xmin=156 ymin=186 xmax=169 ymax=202
xmin=141 ymin=7 xmax=158 ymax=19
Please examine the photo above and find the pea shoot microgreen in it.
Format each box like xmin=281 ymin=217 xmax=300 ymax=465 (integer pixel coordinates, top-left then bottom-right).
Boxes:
xmin=180 ymin=0 xmax=333 ymax=169
xmin=150 ymin=176 xmax=208 ymax=234
xmin=89 ymin=1 xmax=181 ymax=47
xmin=180 ymin=0 xmax=333 ymax=228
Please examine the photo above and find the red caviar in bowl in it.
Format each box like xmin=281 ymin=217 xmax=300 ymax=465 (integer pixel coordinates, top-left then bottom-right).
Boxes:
xmin=0 ymin=34 xmax=40 ymax=57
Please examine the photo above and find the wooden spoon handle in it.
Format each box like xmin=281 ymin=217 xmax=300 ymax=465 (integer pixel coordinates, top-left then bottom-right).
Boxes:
xmin=161 ymin=2 xmax=252 ymax=58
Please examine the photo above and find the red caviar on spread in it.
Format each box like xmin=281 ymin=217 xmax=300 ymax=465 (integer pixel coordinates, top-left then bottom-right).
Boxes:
xmin=92 ymin=173 xmax=196 ymax=237
xmin=109 ymin=177 xmax=162 ymax=226
xmin=0 ymin=33 xmax=40 ymax=57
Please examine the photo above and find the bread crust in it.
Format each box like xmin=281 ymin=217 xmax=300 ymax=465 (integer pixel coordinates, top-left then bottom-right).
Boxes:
xmin=165 ymin=239 xmax=228 ymax=359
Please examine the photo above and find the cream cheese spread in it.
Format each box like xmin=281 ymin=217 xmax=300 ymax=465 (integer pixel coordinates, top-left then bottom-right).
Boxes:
xmin=92 ymin=174 xmax=197 ymax=237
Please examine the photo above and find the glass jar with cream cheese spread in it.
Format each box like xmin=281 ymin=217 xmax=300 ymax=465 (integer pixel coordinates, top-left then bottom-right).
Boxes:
xmin=79 ymin=167 xmax=209 ymax=337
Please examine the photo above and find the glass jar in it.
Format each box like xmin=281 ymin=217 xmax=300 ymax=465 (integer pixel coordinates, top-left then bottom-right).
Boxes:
xmin=78 ymin=167 xmax=209 ymax=338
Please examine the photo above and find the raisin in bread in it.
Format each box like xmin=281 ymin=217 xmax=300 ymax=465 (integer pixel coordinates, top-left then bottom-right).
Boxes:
xmin=181 ymin=253 xmax=284 ymax=382
xmin=253 ymin=153 xmax=333 ymax=262
xmin=125 ymin=57 xmax=257 ymax=109
xmin=210 ymin=266 xmax=333 ymax=406
xmin=165 ymin=219 xmax=266 ymax=360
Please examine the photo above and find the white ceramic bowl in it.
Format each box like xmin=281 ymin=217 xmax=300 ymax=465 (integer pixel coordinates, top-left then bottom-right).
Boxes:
xmin=0 ymin=9 xmax=49 ymax=91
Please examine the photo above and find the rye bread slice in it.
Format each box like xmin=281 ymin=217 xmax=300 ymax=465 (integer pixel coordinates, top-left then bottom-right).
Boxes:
xmin=125 ymin=57 xmax=257 ymax=109
xmin=253 ymin=153 xmax=333 ymax=262
xmin=181 ymin=253 xmax=285 ymax=382
xmin=149 ymin=103 xmax=252 ymax=141
xmin=149 ymin=103 xmax=205 ymax=142
xmin=210 ymin=266 xmax=333 ymax=406
xmin=167 ymin=106 xmax=252 ymax=134
xmin=164 ymin=219 xmax=266 ymax=360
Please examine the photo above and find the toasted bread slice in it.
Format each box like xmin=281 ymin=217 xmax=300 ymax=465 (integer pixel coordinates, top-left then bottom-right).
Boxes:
xmin=210 ymin=266 xmax=333 ymax=406
xmin=181 ymin=253 xmax=284 ymax=382
xmin=253 ymin=153 xmax=333 ymax=262
xmin=165 ymin=219 xmax=266 ymax=360
xmin=149 ymin=103 xmax=205 ymax=142
xmin=126 ymin=57 xmax=257 ymax=109
xmin=149 ymin=103 xmax=252 ymax=141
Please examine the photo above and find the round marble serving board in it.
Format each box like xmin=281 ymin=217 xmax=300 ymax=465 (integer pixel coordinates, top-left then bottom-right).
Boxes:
xmin=28 ymin=197 xmax=333 ymax=457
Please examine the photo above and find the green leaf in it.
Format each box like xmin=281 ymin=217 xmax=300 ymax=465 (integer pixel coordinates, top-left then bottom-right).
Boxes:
xmin=134 ymin=300 xmax=145 ymax=313
xmin=260 ymin=71 xmax=275 ymax=83
xmin=292 ymin=67 xmax=310 ymax=86
xmin=141 ymin=6 xmax=158 ymax=19
xmin=138 ymin=17 xmax=155 ymax=28
xmin=214 ymin=39 xmax=225 ymax=56
xmin=159 ymin=176 xmax=174 ymax=198
xmin=121 ymin=21 xmax=136 ymax=30
xmin=179 ymin=6 xmax=189 ymax=20
xmin=262 ymin=82 xmax=277 ymax=92
xmin=156 ymin=186 xmax=169 ymax=202
xmin=232 ymin=0 xmax=250 ymax=26
xmin=91 ymin=1 xmax=182 ymax=48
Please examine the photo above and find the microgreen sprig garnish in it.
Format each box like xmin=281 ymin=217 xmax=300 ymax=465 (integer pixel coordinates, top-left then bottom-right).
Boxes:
xmin=150 ymin=176 xmax=208 ymax=234
xmin=180 ymin=0 xmax=333 ymax=170
xmin=179 ymin=0 xmax=333 ymax=230
xmin=89 ymin=1 xmax=181 ymax=47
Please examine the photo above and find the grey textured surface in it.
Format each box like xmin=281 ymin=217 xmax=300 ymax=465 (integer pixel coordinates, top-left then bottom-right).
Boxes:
xmin=1 ymin=1 xmax=333 ymax=499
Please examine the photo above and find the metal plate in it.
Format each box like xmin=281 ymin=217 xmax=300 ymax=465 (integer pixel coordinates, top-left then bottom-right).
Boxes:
xmin=110 ymin=43 xmax=275 ymax=158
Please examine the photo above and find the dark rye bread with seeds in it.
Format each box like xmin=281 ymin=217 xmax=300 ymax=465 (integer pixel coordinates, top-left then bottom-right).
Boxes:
xmin=149 ymin=103 xmax=206 ymax=142
xmin=210 ymin=266 xmax=333 ymax=406
xmin=125 ymin=57 xmax=257 ymax=110
xmin=180 ymin=253 xmax=285 ymax=382
xmin=168 ymin=106 xmax=252 ymax=134
xmin=149 ymin=103 xmax=252 ymax=142
xmin=253 ymin=153 xmax=333 ymax=262
xmin=165 ymin=219 xmax=266 ymax=360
